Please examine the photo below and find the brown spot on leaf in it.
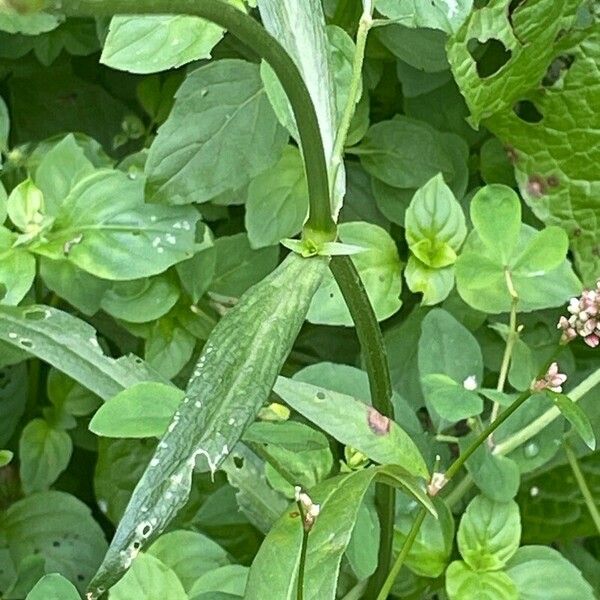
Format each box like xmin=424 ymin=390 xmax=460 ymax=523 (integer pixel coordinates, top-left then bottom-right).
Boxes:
xmin=505 ymin=145 xmax=518 ymax=164
xmin=289 ymin=511 xmax=300 ymax=518
xmin=573 ymin=228 xmax=582 ymax=237
xmin=368 ymin=407 xmax=391 ymax=435
xmin=526 ymin=175 xmax=546 ymax=198
xmin=547 ymin=175 xmax=560 ymax=187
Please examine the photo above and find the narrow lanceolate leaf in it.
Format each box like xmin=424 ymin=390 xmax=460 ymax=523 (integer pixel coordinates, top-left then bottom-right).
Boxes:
xmin=0 ymin=305 xmax=162 ymax=400
xmin=274 ymin=376 xmax=429 ymax=479
xmin=87 ymin=254 xmax=328 ymax=598
xmin=245 ymin=466 xmax=435 ymax=600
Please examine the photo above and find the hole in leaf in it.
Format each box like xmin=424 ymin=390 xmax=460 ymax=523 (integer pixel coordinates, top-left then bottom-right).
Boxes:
xmin=141 ymin=524 xmax=151 ymax=537
xmin=513 ymin=100 xmax=543 ymax=123
xmin=542 ymin=54 xmax=575 ymax=87
xmin=467 ymin=38 xmax=512 ymax=77
xmin=233 ymin=456 xmax=244 ymax=469
xmin=316 ymin=391 xmax=326 ymax=400
xmin=132 ymin=541 xmax=141 ymax=549
xmin=19 ymin=339 xmax=34 ymax=349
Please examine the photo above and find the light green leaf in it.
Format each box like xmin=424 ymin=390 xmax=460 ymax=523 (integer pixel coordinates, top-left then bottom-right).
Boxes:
xmin=405 ymin=256 xmax=455 ymax=306
xmin=448 ymin=2 xmax=600 ymax=284
xmin=421 ymin=373 xmax=483 ymax=421
xmin=0 ymin=449 xmax=13 ymax=467
xmin=25 ymin=574 xmax=80 ymax=600
xmin=210 ymin=233 xmax=279 ymax=298
xmin=109 ymin=553 xmax=188 ymax=600
xmin=258 ymin=0 xmax=343 ymax=216
xmin=146 ymin=59 xmax=286 ymax=205
xmin=34 ymin=133 xmax=95 ymax=214
xmin=546 ymin=391 xmax=596 ymax=450
xmin=47 ymin=369 xmax=101 ymax=417
xmin=457 ymin=495 xmax=521 ymax=571
xmin=245 ymin=466 xmax=434 ymax=600
xmin=395 ymin=496 xmax=455 ymax=578
xmin=19 ymin=418 xmax=73 ymax=494
xmin=405 ymin=173 xmax=466 ymax=268
xmin=89 ymin=382 xmax=184 ymax=439
xmin=446 ymin=561 xmax=518 ymax=600
xmin=101 ymin=15 xmax=227 ymax=74
xmin=145 ymin=318 xmax=196 ymax=379
xmin=245 ymin=146 xmax=308 ymax=248
xmin=101 ymin=276 xmax=180 ymax=324
xmin=32 ymin=170 xmax=199 ymax=280
xmin=375 ymin=0 xmax=473 ymax=34
xmin=358 ymin=116 xmax=454 ymax=188
xmin=505 ymin=546 xmax=595 ymax=600
xmin=274 ymin=375 xmax=429 ymax=479
xmin=307 ymin=222 xmax=402 ymax=325
xmin=0 ymin=491 xmax=107 ymax=595
xmin=39 ymin=258 xmax=109 ymax=316
xmin=148 ymin=530 xmax=230 ymax=593
xmin=456 ymin=223 xmax=582 ymax=313
xmin=469 ymin=185 xmax=521 ymax=263
xmin=0 ymin=182 xmax=7 ymax=224
xmin=511 ymin=226 xmax=569 ymax=274
xmin=0 ymin=228 xmax=36 ymax=305
xmin=188 ymin=565 xmax=248 ymax=598
xmin=0 ymin=12 xmax=62 ymax=35
xmin=0 ymin=94 xmax=8 ymax=154
xmin=6 ymin=178 xmax=45 ymax=233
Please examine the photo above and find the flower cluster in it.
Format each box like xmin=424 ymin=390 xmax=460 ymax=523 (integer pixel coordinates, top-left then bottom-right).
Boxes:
xmin=557 ymin=281 xmax=600 ymax=348
xmin=532 ymin=362 xmax=567 ymax=394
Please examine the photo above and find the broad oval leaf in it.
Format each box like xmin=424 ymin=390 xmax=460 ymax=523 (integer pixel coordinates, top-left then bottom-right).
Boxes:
xmin=446 ymin=560 xmax=518 ymax=600
xmin=25 ymin=574 xmax=80 ymax=600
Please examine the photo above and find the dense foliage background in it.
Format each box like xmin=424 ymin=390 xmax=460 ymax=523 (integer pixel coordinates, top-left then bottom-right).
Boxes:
xmin=0 ymin=0 xmax=599 ymax=598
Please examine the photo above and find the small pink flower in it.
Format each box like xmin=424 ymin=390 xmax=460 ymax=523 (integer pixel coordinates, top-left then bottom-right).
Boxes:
xmin=532 ymin=362 xmax=567 ymax=393
xmin=557 ymin=281 xmax=600 ymax=346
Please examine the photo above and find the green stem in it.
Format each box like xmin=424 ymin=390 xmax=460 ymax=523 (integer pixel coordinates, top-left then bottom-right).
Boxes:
xmin=494 ymin=366 xmax=600 ymax=457
xmin=46 ymin=0 xmax=336 ymax=240
xmin=375 ymin=508 xmax=426 ymax=600
xmin=329 ymin=255 xmax=394 ymax=596
xmin=296 ymin=524 xmax=309 ymax=600
xmin=564 ymin=439 xmax=600 ymax=535
xmin=445 ymin=473 xmax=474 ymax=509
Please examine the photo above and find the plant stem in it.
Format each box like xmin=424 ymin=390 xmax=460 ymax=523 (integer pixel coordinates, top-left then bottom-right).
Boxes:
xmin=48 ymin=0 xmax=336 ymax=240
xmin=375 ymin=508 xmax=426 ymax=600
xmin=329 ymin=255 xmax=394 ymax=597
xmin=445 ymin=473 xmax=474 ymax=509
xmin=296 ymin=527 xmax=309 ymax=600
xmin=493 ymin=366 xmax=600 ymax=457
xmin=564 ymin=439 xmax=600 ymax=535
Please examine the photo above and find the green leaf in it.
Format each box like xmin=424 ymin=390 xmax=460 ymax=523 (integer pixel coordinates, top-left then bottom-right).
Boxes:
xmin=457 ymin=495 xmax=521 ymax=571
xmin=146 ymin=59 xmax=286 ymax=205
xmin=6 ymin=178 xmax=45 ymax=233
xmin=89 ymin=382 xmax=184 ymax=439
xmin=517 ymin=453 xmax=600 ymax=544
xmin=148 ymin=530 xmax=230 ymax=593
xmin=505 ymin=546 xmax=595 ymax=600
xmin=245 ymin=466 xmax=435 ymax=600
xmin=480 ymin=137 xmax=516 ymax=186
xmin=188 ymin=565 xmax=248 ymax=598
xmin=34 ymin=133 xmax=95 ymax=214
xmin=546 ymin=392 xmax=596 ymax=450
xmin=145 ymin=317 xmax=196 ymax=379
xmin=101 ymin=276 xmax=180 ymax=324
xmin=245 ymin=146 xmax=308 ymax=248
xmin=109 ymin=553 xmax=188 ymax=600
xmin=0 ymin=228 xmax=36 ymax=305
xmin=375 ymin=0 xmax=473 ymax=34
xmin=448 ymin=2 xmax=600 ymax=284
xmin=47 ymin=369 xmax=101 ymax=417
xmin=307 ymin=221 xmax=403 ymax=325
xmin=405 ymin=173 xmax=466 ymax=268
xmin=0 ymin=491 xmax=107 ymax=595
xmin=0 ymin=448 xmax=13 ymax=467
xmin=0 ymin=94 xmax=9 ymax=154
xmin=33 ymin=170 xmax=199 ymax=280
xmin=210 ymin=233 xmax=279 ymax=297
xmin=469 ymin=185 xmax=521 ymax=263
xmin=421 ymin=373 xmax=483 ymax=421
xmin=0 ymin=12 xmax=62 ymax=35
xmin=0 ymin=304 xmax=164 ymax=400
xmin=273 ymin=375 xmax=429 ymax=479
xmin=456 ymin=223 xmax=581 ymax=314
xmin=395 ymin=496 xmax=455 ymax=578
xmin=446 ymin=561 xmax=518 ymax=600
xmin=258 ymin=0 xmax=344 ymax=215
xmin=405 ymin=256 xmax=455 ymax=306
xmin=511 ymin=226 xmax=570 ymax=274
xmin=0 ymin=363 xmax=27 ymax=445
xmin=460 ymin=435 xmax=520 ymax=502
xmin=19 ymin=418 xmax=73 ymax=494
xmin=25 ymin=574 xmax=80 ymax=600
xmin=101 ymin=15 xmax=227 ymax=74
xmin=358 ymin=116 xmax=454 ymax=188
